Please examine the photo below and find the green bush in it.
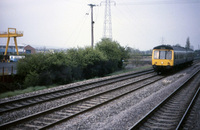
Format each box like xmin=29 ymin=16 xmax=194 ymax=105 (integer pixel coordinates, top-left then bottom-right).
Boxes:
xmin=23 ymin=71 xmax=39 ymax=87
xmin=95 ymin=38 xmax=128 ymax=70
xmin=17 ymin=48 xmax=107 ymax=87
xmin=17 ymin=39 xmax=129 ymax=88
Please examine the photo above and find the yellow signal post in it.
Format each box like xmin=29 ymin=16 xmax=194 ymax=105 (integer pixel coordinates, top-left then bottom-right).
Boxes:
xmin=0 ymin=28 xmax=23 ymax=62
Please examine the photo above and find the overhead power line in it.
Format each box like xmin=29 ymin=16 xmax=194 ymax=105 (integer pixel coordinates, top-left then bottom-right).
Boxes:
xmin=117 ymin=0 xmax=200 ymax=6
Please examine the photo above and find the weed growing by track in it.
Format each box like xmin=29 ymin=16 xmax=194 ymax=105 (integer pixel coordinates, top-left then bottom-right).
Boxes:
xmin=0 ymin=85 xmax=57 ymax=99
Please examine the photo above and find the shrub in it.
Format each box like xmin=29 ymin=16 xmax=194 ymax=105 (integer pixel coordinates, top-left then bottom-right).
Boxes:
xmin=17 ymin=40 xmax=128 ymax=88
xmin=23 ymin=71 xmax=39 ymax=87
xmin=17 ymin=48 xmax=108 ymax=87
xmin=95 ymin=38 xmax=129 ymax=70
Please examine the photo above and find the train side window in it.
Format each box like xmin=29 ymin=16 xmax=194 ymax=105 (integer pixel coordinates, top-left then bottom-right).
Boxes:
xmin=178 ymin=53 xmax=180 ymax=59
xmin=175 ymin=52 xmax=177 ymax=59
xmin=180 ymin=52 xmax=183 ymax=59
xmin=154 ymin=51 xmax=159 ymax=59
xmin=166 ymin=51 xmax=172 ymax=59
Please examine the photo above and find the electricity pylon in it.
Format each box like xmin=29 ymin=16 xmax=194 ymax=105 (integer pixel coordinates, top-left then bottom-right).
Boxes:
xmin=101 ymin=0 xmax=116 ymax=40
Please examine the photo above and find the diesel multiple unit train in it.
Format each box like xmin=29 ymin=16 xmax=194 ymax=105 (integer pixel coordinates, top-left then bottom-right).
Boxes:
xmin=152 ymin=45 xmax=194 ymax=73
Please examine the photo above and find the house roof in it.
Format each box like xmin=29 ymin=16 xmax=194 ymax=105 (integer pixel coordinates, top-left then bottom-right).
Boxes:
xmin=24 ymin=45 xmax=35 ymax=50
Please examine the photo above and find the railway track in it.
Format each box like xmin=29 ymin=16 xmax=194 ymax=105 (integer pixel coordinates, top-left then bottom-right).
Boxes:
xmin=0 ymin=69 xmax=154 ymax=114
xmin=0 ymin=69 xmax=166 ymax=129
xmin=180 ymin=84 xmax=200 ymax=129
xmin=129 ymin=69 xmax=200 ymax=130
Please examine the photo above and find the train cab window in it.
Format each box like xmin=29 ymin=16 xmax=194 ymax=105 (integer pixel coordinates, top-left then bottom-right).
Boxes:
xmin=154 ymin=51 xmax=159 ymax=59
xmin=166 ymin=51 xmax=172 ymax=59
xmin=154 ymin=50 xmax=172 ymax=59
xmin=160 ymin=51 xmax=165 ymax=59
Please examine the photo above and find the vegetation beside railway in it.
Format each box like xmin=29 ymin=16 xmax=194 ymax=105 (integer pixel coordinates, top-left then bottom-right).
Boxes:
xmin=1 ymin=39 xmax=199 ymax=97
xmin=3 ymin=38 xmax=128 ymax=91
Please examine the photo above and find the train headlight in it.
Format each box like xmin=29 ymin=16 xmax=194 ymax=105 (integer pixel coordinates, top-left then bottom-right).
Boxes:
xmin=168 ymin=62 xmax=170 ymax=65
xmin=155 ymin=62 xmax=157 ymax=64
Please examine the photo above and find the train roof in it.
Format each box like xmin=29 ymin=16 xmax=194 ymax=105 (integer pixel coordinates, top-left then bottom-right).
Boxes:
xmin=153 ymin=45 xmax=173 ymax=50
xmin=153 ymin=45 xmax=193 ymax=51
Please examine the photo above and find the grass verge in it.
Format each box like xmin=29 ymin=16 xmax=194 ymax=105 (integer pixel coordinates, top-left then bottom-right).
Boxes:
xmin=108 ymin=65 xmax=152 ymax=76
xmin=0 ymin=65 xmax=152 ymax=99
xmin=0 ymin=85 xmax=56 ymax=99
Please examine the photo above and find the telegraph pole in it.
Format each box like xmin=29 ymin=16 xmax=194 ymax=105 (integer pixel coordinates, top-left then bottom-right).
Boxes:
xmin=88 ymin=4 xmax=96 ymax=48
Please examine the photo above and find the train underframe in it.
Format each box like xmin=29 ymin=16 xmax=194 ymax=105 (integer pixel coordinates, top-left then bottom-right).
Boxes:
xmin=152 ymin=65 xmax=172 ymax=74
xmin=152 ymin=61 xmax=193 ymax=74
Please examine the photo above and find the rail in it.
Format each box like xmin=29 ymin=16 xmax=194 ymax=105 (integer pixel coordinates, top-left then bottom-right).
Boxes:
xmin=176 ymin=86 xmax=200 ymax=129
xmin=129 ymin=68 xmax=200 ymax=129
xmin=0 ymin=69 xmax=163 ymax=129
xmin=0 ymin=69 xmax=154 ymax=113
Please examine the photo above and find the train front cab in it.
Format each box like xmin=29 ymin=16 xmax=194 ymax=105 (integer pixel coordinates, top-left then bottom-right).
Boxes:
xmin=152 ymin=49 xmax=174 ymax=73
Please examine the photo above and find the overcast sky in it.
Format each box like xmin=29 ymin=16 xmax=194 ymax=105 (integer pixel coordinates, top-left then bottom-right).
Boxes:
xmin=0 ymin=0 xmax=200 ymax=50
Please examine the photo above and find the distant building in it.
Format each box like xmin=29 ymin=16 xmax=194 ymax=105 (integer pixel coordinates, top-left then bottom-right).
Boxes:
xmin=0 ymin=43 xmax=24 ymax=55
xmin=24 ymin=45 xmax=36 ymax=54
xmin=0 ymin=43 xmax=36 ymax=55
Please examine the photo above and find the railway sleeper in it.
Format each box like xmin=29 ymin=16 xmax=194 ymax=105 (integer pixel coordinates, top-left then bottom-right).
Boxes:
xmin=4 ymin=104 xmax=16 ymax=108
xmin=64 ymin=108 xmax=80 ymax=113
xmin=23 ymin=124 xmax=41 ymax=129
xmin=23 ymin=121 xmax=49 ymax=129
xmin=163 ymin=104 xmax=186 ymax=109
xmin=158 ymin=109 xmax=182 ymax=115
xmin=20 ymin=101 xmax=31 ymax=105
xmin=153 ymin=113 xmax=180 ymax=120
xmin=142 ymin=125 xmax=175 ymax=130
xmin=77 ymin=105 xmax=90 ymax=109
xmin=12 ymin=103 xmax=24 ymax=107
xmin=143 ymin=120 xmax=176 ymax=128
xmin=84 ymin=100 xmax=99 ymax=105
xmin=150 ymin=116 xmax=179 ymax=122
xmin=42 ymin=117 xmax=58 ymax=121
xmin=80 ymin=103 xmax=95 ymax=108
xmin=0 ymin=107 xmax=7 ymax=112
xmin=57 ymin=112 xmax=74 ymax=117
xmin=34 ymin=98 xmax=43 ymax=102
xmin=49 ymin=113 xmax=67 ymax=118
xmin=157 ymin=110 xmax=181 ymax=115
xmin=26 ymin=99 xmax=36 ymax=103
xmin=140 ymin=125 xmax=172 ymax=130
xmin=0 ymin=106 xmax=10 ymax=110
xmin=85 ymin=100 xmax=99 ymax=105
xmin=155 ymin=113 xmax=182 ymax=119
xmin=99 ymin=96 xmax=109 ymax=100
xmin=161 ymin=106 xmax=184 ymax=112
xmin=145 ymin=121 xmax=176 ymax=127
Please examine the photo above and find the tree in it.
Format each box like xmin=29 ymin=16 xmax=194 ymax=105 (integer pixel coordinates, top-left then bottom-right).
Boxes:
xmin=175 ymin=44 xmax=181 ymax=47
xmin=95 ymin=38 xmax=129 ymax=69
xmin=95 ymin=38 xmax=126 ymax=61
xmin=185 ymin=37 xmax=190 ymax=49
xmin=17 ymin=39 xmax=129 ymax=87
